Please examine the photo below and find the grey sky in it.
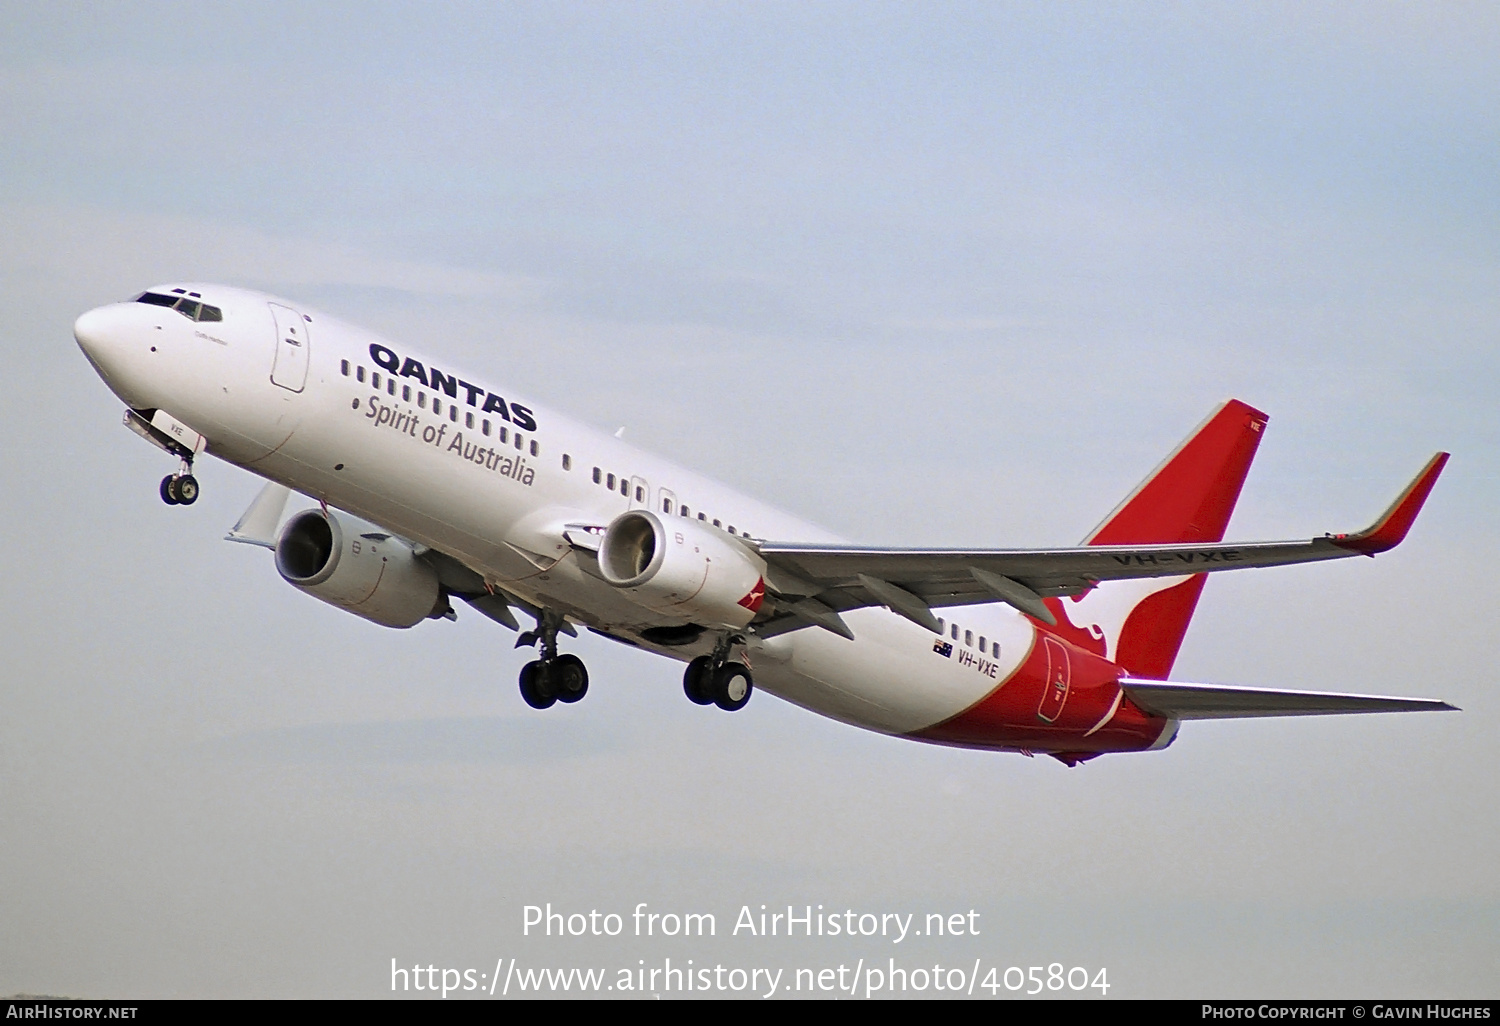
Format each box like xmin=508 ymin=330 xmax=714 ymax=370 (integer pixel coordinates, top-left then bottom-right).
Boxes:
xmin=2 ymin=2 xmax=1496 ymax=998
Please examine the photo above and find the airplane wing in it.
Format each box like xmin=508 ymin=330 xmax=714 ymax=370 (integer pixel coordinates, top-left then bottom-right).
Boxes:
xmin=1118 ymin=678 xmax=1458 ymax=719
xmin=752 ymin=453 xmax=1448 ymax=634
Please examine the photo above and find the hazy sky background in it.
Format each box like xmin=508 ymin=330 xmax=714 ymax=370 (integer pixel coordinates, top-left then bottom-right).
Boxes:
xmin=2 ymin=2 xmax=1496 ymax=998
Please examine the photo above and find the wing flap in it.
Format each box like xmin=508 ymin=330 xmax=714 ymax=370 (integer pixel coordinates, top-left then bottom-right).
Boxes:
xmin=1119 ymin=677 xmax=1458 ymax=720
xmin=224 ymin=480 xmax=291 ymax=549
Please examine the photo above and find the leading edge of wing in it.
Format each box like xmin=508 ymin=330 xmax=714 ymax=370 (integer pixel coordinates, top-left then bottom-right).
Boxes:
xmin=755 ymin=452 xmax=1449 ymax=596
xmin=1118 ymin=678 xmax=1459 ymax=720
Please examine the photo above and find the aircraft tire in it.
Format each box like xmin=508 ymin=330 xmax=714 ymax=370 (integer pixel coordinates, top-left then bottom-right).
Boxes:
xmin=712 ymin=662 xmax=753 ymax=712
xmin=519 ymin=660 xmax=556 ymax=710
xmin=160 ymin=475 xmax=180 ymax=505
xmin=683 ymin=656 xmax=714 ymax=705
xmin=553 ymin=654 xmax=589 ymax=703
xmin=175 ymin=475 xmax=199 ymax=505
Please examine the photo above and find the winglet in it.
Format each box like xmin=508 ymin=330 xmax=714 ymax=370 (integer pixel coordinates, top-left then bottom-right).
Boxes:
xmin=1330 ymin=452 xmax=1449 ymax=556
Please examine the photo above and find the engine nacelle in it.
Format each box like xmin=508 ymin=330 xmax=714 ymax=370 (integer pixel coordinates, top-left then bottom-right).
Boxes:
xmin=274 ymin=508 xmax=446 ymax=628
xmin=597 ymin=510 xmax=767 ymax=629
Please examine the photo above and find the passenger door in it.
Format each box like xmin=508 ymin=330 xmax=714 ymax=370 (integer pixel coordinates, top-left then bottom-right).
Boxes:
xmin=1036 ymin=636 xmax=1071 ymax=723
xmin=269 ymin=303 xmax=310 ymax=393
xmin=629 ymin=475 xmax=650 ymax=510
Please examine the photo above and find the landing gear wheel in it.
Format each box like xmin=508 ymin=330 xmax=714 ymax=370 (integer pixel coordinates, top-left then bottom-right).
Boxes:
xmin=518 ymin=660 xmax=556 ymax=709
xmin=552 ymin=654 xmax=589 ymax=704
xmin=173 ymin=474 xmax=199 ymax=505
xmin=711 ymin=661 xmax=753 ymax=712
xmin=683 ymin=656 xmax=714 ymax=705
xmin=160 ymin=475 xmax=180 ymax=505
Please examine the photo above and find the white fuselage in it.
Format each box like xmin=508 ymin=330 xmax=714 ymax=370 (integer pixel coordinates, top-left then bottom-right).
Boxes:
xmin=74 ymin=284 xmax=1041 ymax=739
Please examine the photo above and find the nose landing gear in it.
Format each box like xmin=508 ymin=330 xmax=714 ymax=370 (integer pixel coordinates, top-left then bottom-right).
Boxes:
xmin=683 ymin=635 xmax=754 ymax=712
xmin=516 ymin=611 xmax=589 ymax=709
xmin=159 ymin=459 xmax=199 ymax=506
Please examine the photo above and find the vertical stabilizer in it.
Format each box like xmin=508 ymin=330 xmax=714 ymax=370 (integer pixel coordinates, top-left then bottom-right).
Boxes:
xmin=1043 ymin=399 xmax=1268 ymax=678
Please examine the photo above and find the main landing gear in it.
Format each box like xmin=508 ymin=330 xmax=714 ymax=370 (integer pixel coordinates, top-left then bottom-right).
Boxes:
xmin=159 ymin=458 xmax=199 ymax=506
xmin=683 ymin=635 xmax=753 ymax=712
xmin=516 ymin=611 xmax=588 ymax=710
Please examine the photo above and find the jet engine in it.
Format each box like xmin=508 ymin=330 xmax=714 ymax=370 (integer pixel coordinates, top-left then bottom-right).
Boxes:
xmin=274 ymin=508 xmax=447 ymax=628
xmin=597 ymin=510 xmax=767 ymax=629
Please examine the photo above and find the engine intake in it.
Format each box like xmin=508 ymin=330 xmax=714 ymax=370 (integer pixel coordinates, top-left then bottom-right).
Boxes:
xmin=275 ymin=509 xmax=446 ymax=628
xmin=597 ymin=510 xmax=767 ymax=629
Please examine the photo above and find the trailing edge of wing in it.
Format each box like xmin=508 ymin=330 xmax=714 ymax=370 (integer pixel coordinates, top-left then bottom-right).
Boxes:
xmin=1118 ymin=678 xmax=1458 ymax=720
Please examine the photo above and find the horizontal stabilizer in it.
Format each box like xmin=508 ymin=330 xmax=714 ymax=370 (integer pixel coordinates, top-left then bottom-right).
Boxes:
xmin=1119 ymin=677 xmax=1457 ymax=720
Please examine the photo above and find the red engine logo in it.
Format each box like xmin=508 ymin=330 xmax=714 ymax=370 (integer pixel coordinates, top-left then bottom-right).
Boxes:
xmin=737 ymin=576 xmax=766 ymax=613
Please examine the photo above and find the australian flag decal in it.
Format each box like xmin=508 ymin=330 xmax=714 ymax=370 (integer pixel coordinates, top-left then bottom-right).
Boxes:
xmin=933 ymin=639 xmax=953 ymax=657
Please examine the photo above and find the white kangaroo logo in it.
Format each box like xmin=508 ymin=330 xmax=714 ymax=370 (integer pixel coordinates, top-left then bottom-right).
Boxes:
xmin=1059 ymin=574 xmax=1193 ymax=662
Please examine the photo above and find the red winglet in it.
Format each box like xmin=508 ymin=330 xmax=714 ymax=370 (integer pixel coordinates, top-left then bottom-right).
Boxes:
xmin=1330 ymin=452 xmax=1449 ymax=555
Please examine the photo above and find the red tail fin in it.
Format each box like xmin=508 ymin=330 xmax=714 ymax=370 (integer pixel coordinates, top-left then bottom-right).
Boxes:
xmin=1046 ymin=400 xmax=1269 ymax=678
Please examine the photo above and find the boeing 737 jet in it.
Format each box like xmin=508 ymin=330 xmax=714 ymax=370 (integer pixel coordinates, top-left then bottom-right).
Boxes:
xmin=73 ymin=284 xmax=1455 ymax=764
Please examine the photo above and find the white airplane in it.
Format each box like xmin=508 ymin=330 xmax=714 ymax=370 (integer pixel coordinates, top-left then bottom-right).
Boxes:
xmin=73 ymin=284 xmax=1455 ymax=765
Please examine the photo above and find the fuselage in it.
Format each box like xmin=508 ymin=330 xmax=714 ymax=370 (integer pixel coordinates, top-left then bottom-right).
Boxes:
xmin=73 ymin=283 xmax=1175 ymax=761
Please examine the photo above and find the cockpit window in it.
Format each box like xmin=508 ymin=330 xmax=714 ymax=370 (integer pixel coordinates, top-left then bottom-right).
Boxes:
xmin=134 ymin=292 xmax=223 ymax=322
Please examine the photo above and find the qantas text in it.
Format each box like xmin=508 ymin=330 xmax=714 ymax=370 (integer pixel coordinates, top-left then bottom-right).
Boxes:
xmin=368 ymin=343 xmax=536 ymax=431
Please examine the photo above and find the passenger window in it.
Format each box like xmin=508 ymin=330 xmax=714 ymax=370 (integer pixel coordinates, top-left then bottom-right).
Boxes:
xmin=388 ymin=378 xmax=396 ymax=396
xmin=607 ymin=473 xmax=616 ymax=490
xmin=680 ymin=505 xmax=689 ymax=516
xmin=964 ymin=630 xmax=973 ymax=647
xmin=514 ymin=434 xmax=523 ymax=450
xmin=434 ymin=398 xmax=441 ymax=416
xmin=950 ymin=623 xmax=959 ymax=640
xmin=562 ymin=454 xmax=572 ymax=471
xmin=992 ymin=641 xmax=1001 ymax=657
xmin=340 ymin=360 xmax=349 ymax=376
xmin=418 ymin=392 xmax=427 ymax=409
xmin=500 ymin=427 xmax=508 ymax=443
xmin=937 ymin=618 xmax=945 ymax=633
xmin=979 ymin=635 xmax=986 ymax=651
xmin=698 ymin=512 xmax=706 ymax=521
xmin=621 ymin=480 xmax=629 ymax=496
xmin=593 ymin=467 xmax=602 ymax=484
xmin=482 ymin=420 xmax=491 ymax=436
xmin=713 ymin=519 xmax=721 ymax=528
xmin=466 ymin=412 xmax=474 ymax=429
xmin=402 ymin=385 xmax=411 ymax=402
xmin=635 ymin=486 xmax=644 ymax=501
xmin=530 ymin=440 xmax=538 ymax=457
xmin=663 ymin=498 xmax=672 ymax=513
xmin=449 ymin=405 xmax=458 ymax=422
xmin=356 ymin=366 xmax=366 ymax=383
xmin=372 ymin=372 xmax=382 ymax=389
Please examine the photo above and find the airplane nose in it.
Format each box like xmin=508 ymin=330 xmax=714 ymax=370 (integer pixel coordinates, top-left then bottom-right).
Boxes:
xmin=73 ymin=305 xmax=117 ymax=363
xmin=73 ymin=303 xmax=148 ymax=405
